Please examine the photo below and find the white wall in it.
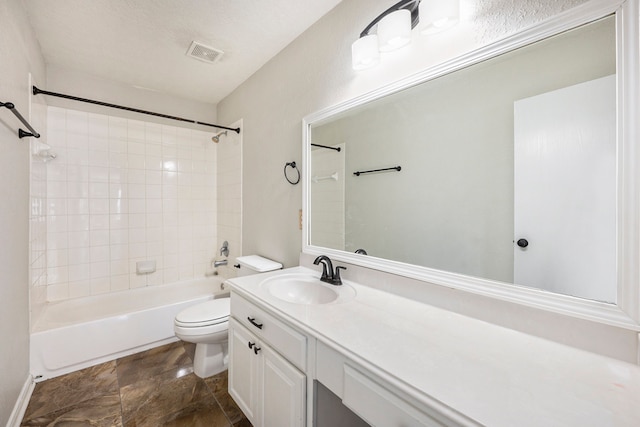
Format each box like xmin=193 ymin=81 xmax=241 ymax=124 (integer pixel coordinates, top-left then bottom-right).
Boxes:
xmin=217 ymin=0 xmax=590 ymax=268
xmin=46 ymin=65 xmax=217 ymax=130
xmin=0 ymin=0 xmax=46 ymax=423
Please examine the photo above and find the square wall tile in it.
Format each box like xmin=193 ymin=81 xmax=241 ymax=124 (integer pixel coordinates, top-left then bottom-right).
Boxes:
xmin=110 ymin=274 xmax=130 ymax=292
xmin=45 ymin=107 xmax=224 ymax=303
xmin=47 ymin=283 xmax=69 ymax=301
xmin=68 ymin=280 xmax=91 ymax=299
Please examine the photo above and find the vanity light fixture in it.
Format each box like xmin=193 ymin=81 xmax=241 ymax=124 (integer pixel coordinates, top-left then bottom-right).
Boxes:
xmin=419 ymin=0 xmax=460 ymax=34
xmin=351 ymin=0 xmax=459 ymax=70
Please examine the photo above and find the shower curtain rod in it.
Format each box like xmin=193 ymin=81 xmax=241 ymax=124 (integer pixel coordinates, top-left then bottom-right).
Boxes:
xmin=32 ymin=86 xmax=240 ymax=134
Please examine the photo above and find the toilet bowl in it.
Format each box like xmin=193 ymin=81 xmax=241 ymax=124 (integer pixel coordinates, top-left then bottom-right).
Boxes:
xmin=174 ymin=255 xmax=282 ymax=378
xmin=174 ymin=298 xmax=230 ymax=378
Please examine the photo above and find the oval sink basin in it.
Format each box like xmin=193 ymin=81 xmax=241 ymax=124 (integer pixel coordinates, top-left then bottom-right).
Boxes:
xmin=260 ymin=274 xmax=356 ymax=305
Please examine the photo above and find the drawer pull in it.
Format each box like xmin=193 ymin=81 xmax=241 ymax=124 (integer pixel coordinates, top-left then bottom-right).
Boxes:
xmin=247 ymin=317 xmax=263 ymax=329
xmin=248 ymin=341 xmax=255 ymax=349
xmin=253 ymin=345 xmax=261 ymax=355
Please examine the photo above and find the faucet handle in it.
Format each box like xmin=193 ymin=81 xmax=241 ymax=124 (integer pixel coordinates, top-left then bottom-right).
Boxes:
xmin=333 ymin=266 xmax=347 ymax=285
xmin=220 ymin=240 xmax=229 ymax=257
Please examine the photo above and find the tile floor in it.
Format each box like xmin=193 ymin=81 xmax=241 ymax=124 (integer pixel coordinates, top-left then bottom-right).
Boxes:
xmin=20 ymin=341 xmax=252 ymax=426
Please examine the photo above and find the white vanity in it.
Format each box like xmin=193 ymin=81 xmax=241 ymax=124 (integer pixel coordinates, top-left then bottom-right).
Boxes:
xmin=228 ymin=291 xmax=307 ymax=426
xmin=226 ymin=265 xmax=640 ymax=427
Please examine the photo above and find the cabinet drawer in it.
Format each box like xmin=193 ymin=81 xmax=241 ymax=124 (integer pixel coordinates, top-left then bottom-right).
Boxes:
xmin=231 ymin=292 xmax=307 ymax=371
xmin=343 ymin=365 xmax=448 ymax=427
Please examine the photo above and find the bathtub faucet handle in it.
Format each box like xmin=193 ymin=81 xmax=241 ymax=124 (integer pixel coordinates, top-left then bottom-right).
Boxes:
xmin=219 ymin=241 xmax=229 ymax=257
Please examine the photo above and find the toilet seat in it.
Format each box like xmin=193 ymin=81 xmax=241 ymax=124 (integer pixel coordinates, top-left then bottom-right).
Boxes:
xmin=174 ymin=298 xmax=230 ymax=328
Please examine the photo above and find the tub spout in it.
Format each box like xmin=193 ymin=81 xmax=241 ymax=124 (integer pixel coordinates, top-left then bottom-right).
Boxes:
xmin=212 ymin=259 xmax=228 ymax=268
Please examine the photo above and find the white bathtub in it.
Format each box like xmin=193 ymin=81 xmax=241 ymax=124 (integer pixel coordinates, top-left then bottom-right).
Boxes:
xmin=30 ymin=276 xmax=227 ymax=381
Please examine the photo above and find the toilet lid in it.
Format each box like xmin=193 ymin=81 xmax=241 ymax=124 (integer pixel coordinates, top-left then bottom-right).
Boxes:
xmin=175 ymin=298 xmax=230 ymax=327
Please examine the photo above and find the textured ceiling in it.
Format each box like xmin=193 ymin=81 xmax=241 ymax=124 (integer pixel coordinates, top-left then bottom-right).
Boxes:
xmin=22 ymin=0 xmax=342 ymax=104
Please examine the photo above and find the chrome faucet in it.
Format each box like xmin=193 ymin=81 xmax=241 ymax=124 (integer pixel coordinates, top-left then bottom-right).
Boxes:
xmin=313 ymin=255 xmax=346 ymax=286
xmin=212 ymin=259 xmax=228 ymax=268
xmin=219 ymin=241 xmax=229 ymax=257
xmin=212 ymin=241 xmax=229 ymax=268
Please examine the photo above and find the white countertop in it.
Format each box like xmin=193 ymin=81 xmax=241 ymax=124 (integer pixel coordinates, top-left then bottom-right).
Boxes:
xmin=227 ymin=266 xmax=640 ymax=426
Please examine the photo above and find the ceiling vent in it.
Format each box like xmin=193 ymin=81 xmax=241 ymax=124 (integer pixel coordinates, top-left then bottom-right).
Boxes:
xmin=186 ymin=41 xmax=224 ymax=64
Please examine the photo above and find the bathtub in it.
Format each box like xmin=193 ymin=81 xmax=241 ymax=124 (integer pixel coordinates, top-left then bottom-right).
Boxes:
xmin=30 ymin=276 xmax=227 ymax=381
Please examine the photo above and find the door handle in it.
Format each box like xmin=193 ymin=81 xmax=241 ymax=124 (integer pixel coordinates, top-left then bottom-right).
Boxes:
xmin=517 ymin=238 xmax=529 ymax=248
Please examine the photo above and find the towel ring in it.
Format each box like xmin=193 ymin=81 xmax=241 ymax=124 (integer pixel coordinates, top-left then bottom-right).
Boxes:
xmin=284 ymin=161 xmax=300 ymax=185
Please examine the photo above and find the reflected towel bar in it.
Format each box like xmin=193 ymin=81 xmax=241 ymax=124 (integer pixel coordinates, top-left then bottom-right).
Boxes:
xmin=353 ymin=166 xmax=401 ymax=176
xmin=32 ymin=86 xmax=240 ymax=134
xmin=0 ymin=101 xmax=40 ymax=138
xmin=311 ymin=143 xmax=341 ymax=152
xmin=312 ymin=172 xmax=339 ymax=182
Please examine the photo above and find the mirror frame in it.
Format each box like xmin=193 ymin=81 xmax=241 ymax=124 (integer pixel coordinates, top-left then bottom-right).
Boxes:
xmin=302 ymin=0 xmax=640 ymax=331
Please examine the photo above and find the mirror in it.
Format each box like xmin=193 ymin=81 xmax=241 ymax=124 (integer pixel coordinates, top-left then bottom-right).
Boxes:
xmin=306 ymin=15 xmax=618 ymax=304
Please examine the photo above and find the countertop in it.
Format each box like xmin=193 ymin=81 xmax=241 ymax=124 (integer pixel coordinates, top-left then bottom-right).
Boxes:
xmin=227 ymin=266 xmax=640 ymax=426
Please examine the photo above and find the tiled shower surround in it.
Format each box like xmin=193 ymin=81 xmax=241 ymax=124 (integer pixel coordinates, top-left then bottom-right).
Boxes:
xmin=29 ymin=97 xmax=49 ymax=322
xmin=44 ymin=107 xmax=220 ymax=301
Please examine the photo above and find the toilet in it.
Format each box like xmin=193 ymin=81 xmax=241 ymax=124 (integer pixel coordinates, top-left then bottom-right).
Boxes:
xmin=174 ymin=255 xmax=282 ymax=378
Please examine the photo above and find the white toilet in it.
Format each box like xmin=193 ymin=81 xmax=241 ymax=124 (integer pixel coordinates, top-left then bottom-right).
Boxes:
xmin=174 ymin=255 xmax=282 ymax=378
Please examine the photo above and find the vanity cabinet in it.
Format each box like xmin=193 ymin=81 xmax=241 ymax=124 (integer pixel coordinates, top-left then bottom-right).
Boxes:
xmin=316 ymin=341 xmax=465 ymax=427
xmin=228 ymin=318 xmax=260 ymax=421
xmin=228 ymin=265 xmax=640 ymax=427
xmin=229 ymin=293 xmax=307 ymax=427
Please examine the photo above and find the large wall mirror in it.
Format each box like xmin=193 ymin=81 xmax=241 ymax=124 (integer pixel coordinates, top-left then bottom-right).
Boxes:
xmin=303 ymin=1 xmax=640 ymax=328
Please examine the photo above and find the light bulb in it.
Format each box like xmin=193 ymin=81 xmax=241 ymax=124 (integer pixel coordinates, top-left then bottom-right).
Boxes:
xmin=352 ymin=34 xmax=380 ymax=70
xmin=377 ymin=9 xmax=412 ymax=52
xmin=419 ymin=0 xmax=460 ymax=35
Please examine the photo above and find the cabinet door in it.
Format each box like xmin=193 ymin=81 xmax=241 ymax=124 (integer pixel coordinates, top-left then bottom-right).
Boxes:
xmin=261 ymin=345 xmax=306 ymax=427
xmin=229 ymin=319 xmax=261 ymax=424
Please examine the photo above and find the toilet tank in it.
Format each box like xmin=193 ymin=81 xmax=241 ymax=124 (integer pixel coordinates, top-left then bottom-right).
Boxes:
xmin=235 ymin=255 xmax=282 ymax=277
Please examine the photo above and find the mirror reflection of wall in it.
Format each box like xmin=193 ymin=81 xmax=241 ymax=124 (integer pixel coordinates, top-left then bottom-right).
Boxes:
xmin=309 ymin=15 xmax=616 ymax=302
xmin=310 ymin=143 xmax=345 ymax=250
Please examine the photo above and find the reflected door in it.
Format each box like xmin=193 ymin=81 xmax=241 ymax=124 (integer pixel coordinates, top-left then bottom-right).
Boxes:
xmin=513 ymin=75 xmax=616 ymax=302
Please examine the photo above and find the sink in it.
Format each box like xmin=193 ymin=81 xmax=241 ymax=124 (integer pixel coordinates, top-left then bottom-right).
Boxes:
xmin=260 ymin=274 xmax=356 ymax=305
